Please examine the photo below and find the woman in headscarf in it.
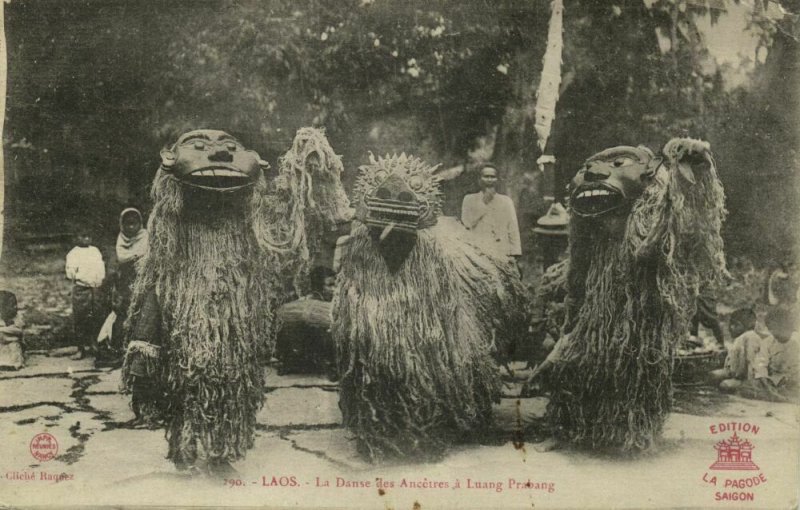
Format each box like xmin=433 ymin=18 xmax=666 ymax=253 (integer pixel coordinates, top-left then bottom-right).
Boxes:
xmin=96 ymin=208 xmax=149 ymax=368
xmin=116 ymin=208 xmax=149 ymax=264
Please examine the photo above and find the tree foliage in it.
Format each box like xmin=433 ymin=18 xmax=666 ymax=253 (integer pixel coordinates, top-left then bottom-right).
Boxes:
xmin=4 ymin=0 xmax=797 ymax=260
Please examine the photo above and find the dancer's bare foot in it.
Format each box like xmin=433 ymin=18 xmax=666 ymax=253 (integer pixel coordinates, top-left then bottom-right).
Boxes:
xmin=187 ymin=465 xmax=206 ymax=477
xmin=208 ymin=460 xmax=238 ymax=478
xmin=534 ymin=437 xmax=560 ymax=453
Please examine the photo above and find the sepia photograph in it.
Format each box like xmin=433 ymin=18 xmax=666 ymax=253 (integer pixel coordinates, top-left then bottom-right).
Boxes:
xmin=0 ymin=0 xmax=798 ymax=508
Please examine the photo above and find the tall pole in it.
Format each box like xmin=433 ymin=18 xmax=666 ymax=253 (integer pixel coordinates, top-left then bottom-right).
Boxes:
xmin=0 ymin=1 xmax=7 ymax=261
xmin=533 ymin=0 xmax=569 ymax=270
xmin=534 ymin=0 xmax=563 ymax=156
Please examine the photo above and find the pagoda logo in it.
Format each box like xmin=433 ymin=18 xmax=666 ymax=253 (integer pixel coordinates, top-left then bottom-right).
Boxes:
xmin=709 ymin=432 xmax=759 ymax=471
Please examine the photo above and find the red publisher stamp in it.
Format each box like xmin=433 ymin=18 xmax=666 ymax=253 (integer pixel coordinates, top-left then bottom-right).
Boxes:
xmin=701 ymin=422 xmax=767 ymax=502
xmin=30 ymin=433 xmax=58 ymax=462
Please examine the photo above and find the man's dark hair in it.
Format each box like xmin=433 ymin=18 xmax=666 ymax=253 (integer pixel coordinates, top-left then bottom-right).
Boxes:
xmin=478 ymin=162 xmax=500 ymax=177
xmin=76 ymin=226 xmax=94 ymax=239
xmin=729 ymin=307 xmax=756 ymax=331
xmin=309 ymin=266 xmax=335 ymax=294
xmin=0 ymin=291 xmax=18 ymax=323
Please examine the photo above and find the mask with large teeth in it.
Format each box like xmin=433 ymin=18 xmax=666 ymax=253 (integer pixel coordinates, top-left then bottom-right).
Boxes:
xmin=354 ymin=153 xmax=442 ymax=272
xmin=159 ymin=129 xmax=269 ymax=193
xmin=569 ymin=145 xmax=660 ymax=219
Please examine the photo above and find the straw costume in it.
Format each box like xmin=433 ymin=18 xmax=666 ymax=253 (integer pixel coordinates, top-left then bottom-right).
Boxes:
xmin=121 ymin=130 xmax=283 ymax=474
xmin=271 ymin=127 xmax=352 ymax=297
xmin=528 ymin=138 xmax=726 ymax=452
xmin=333 ymin=153 xmax=527 ymax=462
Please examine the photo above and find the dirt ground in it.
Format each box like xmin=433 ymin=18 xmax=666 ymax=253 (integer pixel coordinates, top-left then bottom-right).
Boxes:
xmin=0 ymin=355 xmax=797 ymax=509
xmin=1 ymin=250 xmax=797 ymax=509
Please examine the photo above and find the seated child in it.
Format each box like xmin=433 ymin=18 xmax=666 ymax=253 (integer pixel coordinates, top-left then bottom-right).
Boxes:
xmin=710 ymin=308 xmax=766 ymax=391
xmin=738 ymin=308 xmax=799 ymax=403
xmin=0 ymin=291 xmax=25 ymax=370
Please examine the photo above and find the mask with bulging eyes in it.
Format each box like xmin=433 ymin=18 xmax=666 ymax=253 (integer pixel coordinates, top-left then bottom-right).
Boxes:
xmin=354 ymin=153 xmax=442 ymax=272
xmin=569 ymin=145 xmax=660 ymax=219
xmin=159 ymin=129 xmax=270 ymax=192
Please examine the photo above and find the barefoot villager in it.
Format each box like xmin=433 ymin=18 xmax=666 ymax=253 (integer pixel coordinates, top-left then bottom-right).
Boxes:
xmin=65 ymin=230 xmax=106 ymax=361
xmin=710 ymin=308 xmax=765 ymax=392
xmin=333 ymin=153 xmax=528 ymax=461
xmin=96 ymin=208 xmax=149 ymax=369
xmin=121 ymin=130 xmax=281 ymax=474
xmin=737 ymin=308 xmax=799 ymax=403
xmin=527 ymin=139 xmax=727 ymax=452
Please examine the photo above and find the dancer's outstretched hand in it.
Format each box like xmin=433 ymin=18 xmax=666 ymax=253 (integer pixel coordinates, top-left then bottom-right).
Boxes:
xmin=520 ymin=360 xmax=550 ymax=398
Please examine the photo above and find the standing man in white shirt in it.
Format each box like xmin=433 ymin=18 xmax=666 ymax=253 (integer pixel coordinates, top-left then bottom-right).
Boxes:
xmin=65 ymin=230 xmax=106 ymax=360
xmin=461 ymin=163 xmax=522 ymax=262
